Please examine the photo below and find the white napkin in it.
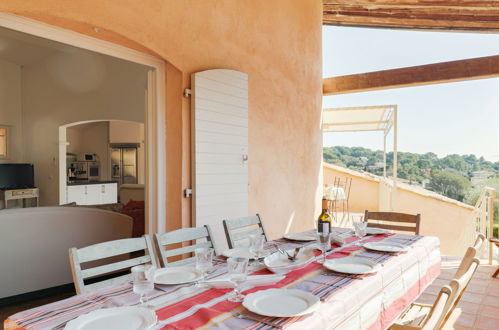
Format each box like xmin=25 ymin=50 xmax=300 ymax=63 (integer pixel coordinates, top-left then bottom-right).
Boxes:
xmin=203 ymin=274 xmax=285 ymax=289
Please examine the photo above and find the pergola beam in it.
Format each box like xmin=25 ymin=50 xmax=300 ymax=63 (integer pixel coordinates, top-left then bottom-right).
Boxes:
xmin=323 ymin=0 xmax=499 ymax=32
xmin=323 ymin=55 xmax=499 ymax=95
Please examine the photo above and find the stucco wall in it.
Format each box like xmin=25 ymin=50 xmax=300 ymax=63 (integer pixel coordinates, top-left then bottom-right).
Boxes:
xmin=324 ymin=163 xmax=476 ymax=256
xmin=0 ymin=1 xmax=323 ymax=237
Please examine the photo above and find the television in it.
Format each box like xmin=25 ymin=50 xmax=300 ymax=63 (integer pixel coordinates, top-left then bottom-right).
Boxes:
xmin=0 ymin=164 xmax=35 ymax=190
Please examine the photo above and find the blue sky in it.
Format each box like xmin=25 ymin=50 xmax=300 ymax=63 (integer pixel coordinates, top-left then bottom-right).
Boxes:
xmin=322 ymin=26 xmax=499 ymax=161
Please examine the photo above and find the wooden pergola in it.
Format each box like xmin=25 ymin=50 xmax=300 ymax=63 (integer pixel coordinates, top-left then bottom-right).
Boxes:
xmin=322 ymin=1 xmax=499 ymax=95
xmin=323 ymin=0 xmax=499 ymax=32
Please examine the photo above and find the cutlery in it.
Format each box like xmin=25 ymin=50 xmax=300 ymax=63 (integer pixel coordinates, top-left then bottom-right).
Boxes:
xmin=272 ymin=243 xmax=294 ymax=261
xmin=235 ymin=312 xmax=283 ymax=328
xmin=291 ymin=247 xmax=301 ymax=260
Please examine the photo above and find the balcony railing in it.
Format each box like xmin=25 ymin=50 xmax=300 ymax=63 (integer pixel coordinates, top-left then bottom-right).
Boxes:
xmin=473 ymin=186 xmax=498 ymax=264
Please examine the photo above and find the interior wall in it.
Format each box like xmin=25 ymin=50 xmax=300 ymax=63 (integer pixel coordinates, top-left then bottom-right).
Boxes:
xmin=0 ymin=59 xmax=23 ymax=163
xmin=20 ymin=49 xmax=148 ymax=206
xmin=2 ymin=0 xmax=324 ymax=237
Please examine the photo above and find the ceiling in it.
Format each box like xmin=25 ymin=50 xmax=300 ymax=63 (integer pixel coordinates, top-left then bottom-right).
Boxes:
xmin=0 ymin=27 xmax=72 ymax=66
xmin=323 ymin=0 xmax=499 ymax=32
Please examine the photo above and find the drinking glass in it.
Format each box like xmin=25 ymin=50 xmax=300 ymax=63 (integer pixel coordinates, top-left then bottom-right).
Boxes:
xmin=316 ymin=233 xmax=331 ymax=264
xmin=227 ymin=257 xmax=249 ymax=302
xmin=249 ymin=234 xmax=266 ymax=264
xmin=195 ymin=247 xmax=214 ymax=282
xmin=353 ymin=217 xmax=367 ymax=238
xmin=132 ymin=264 xmax=155 ymax=305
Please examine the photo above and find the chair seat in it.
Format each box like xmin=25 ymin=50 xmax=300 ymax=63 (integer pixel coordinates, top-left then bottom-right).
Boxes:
xmin=390 ymin=302 xmax=432 ymax=329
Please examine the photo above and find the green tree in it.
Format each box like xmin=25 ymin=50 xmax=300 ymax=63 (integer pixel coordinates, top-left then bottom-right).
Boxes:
xmin=428 ymin=171 xmax=470 ymax=201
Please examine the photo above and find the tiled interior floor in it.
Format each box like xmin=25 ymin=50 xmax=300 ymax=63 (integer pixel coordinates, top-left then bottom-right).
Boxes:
xmin=416 ymin=256 xmax=499 ymax=329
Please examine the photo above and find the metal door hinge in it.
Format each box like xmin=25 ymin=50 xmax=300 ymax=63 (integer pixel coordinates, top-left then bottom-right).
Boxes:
xmin=184 ymin=188 xmax=192 ymax=198
xmin=183 ymin=88 xmax=191 ymax=98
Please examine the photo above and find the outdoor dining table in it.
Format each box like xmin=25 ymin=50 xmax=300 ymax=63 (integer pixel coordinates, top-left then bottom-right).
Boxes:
xmin=4 ymin=228 xmax=440 ymax=330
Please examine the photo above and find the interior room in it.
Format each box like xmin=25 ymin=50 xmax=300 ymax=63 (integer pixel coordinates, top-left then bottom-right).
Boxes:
xmin=0 ymin=26 xmax=149 ymax=209
xmin=0 ymin=24 xmax=153 ymax=304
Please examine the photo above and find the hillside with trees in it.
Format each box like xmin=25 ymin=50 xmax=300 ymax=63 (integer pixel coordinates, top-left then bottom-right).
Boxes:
xmin=323 ymin=146 xmax=499 ymax=204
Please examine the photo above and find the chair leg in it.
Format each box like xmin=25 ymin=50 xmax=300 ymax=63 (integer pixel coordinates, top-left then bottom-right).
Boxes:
xmin=493 ymin=266 xmax=499 ymax=278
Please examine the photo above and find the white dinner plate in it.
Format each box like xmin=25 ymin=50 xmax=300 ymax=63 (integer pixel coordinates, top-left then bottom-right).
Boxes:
xmin=243 ymin=289 xmax=320 ymax=317
xmin=363 ymin=241 xmax=407 ymax=253
xmin=222 ymin=248 xmax=270 ymax=260
xmin=153 ymin=266 xmax=203 ymax=285
xmin=324 ymin=257 xmax=380 ymax=275
xmin=65 ymin=306 xmax=157 ymax=330
xmin=283 ymin=232 xmax=316 ymax=241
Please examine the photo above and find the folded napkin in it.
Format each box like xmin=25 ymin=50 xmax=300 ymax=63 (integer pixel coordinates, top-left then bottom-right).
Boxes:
xmin=204 ymin=274 xmax=285 ymax=289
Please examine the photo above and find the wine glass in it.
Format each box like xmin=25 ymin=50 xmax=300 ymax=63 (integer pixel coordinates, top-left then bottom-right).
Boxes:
xmin=195 ymin=247 xmax=214 ymax=282
xmin=249 ymin=234 xmax=265 ymax=264
xmin=316 ymin=233 xmax=331 ymax=264
xmin=227 ymin=257 xmax=249 ymax=302
xmin=132 ymin=264 xmax=155 ymax=305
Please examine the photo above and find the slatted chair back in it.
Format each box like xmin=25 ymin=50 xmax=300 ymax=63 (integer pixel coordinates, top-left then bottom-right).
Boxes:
xmin=364 ymin=211 xmax=421 ymax=235
xmin=68 ymin=235 xmax=157 ymax=295
xmin=420 ymin=285 xmax=453 ymax=330
xmin=154 ymin=225 xmax=217 ymax=267
xmin=445 ymin=249 xmax=480 ymax=322
xmin=223 ymin=214 xmax=267 ymax=249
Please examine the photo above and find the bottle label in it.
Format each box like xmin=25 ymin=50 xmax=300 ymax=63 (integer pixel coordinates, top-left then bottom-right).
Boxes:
xmin=319 ymin=223 xmax=329 ymax=235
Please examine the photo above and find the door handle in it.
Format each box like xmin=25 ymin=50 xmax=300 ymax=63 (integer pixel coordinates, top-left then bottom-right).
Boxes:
xmin=242 ymin=154 xmax=248 ymax=162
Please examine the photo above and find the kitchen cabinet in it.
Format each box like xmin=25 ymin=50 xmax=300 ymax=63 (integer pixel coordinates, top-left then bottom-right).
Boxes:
xmin=66 ymin=183 xmax=117 ymax=205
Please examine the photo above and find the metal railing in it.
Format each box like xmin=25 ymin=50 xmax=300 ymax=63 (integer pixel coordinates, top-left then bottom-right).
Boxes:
xmin=473 ymin=187 xmax=497 ymax=264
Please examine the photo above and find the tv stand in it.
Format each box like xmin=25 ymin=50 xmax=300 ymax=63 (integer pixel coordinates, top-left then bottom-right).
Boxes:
xmin=0 ymin=188 xmax=39 ymax=208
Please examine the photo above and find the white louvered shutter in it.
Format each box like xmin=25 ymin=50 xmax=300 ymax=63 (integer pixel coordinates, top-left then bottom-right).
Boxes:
xmin=191 ymin=69 xmax=249 ymax=251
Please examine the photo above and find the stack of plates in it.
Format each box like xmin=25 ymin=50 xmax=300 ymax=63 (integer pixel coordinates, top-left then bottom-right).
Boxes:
xmin=264 ymin=247 xmax=315 ymax=274
xmin=283 ymin=232 xmax=316 ymax=241
xmin=243 ymin=289 xmax=320 ymax=317
xmin=152 ymin=266 xmax=203 ymax=285
xmin=222 ymin=248 xmax=270 ymax=260
xmin=65 ymin=307 xmax=157 ymax=330
xmin=362 ymin=241 xmax=407 ymax=253
xmin=324 ymin=257 xmax=380 ymax=275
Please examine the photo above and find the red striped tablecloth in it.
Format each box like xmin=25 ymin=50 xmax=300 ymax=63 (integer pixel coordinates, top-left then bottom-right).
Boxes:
xmin=4 ymin=230 xmax=440 ymax=330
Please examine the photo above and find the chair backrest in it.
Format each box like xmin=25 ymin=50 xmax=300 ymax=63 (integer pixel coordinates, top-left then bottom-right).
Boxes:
xmin=154 ymin=225 xmax=217 ymax=267
xmin=473 ymin=233 xmax=485 ymax=251
xmin=445 ymin=251 xmax=480 ymax=322
xmin=223 ymin=214 xmax=267 ymax=249
xmin=68 ymin=235 xmax=157 ymax=295
xmin=424 ymin=246 xmax=480 ymax=329
xmin=421 ymin=285 xmax=453 ymax=330
xmin=364 ymin=211 xmax=421 ymax=235
xmin=334 ymin=176 xmax=352 ymax=200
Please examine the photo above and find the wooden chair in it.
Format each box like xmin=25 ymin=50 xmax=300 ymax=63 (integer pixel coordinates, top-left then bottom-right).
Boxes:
xmin=223 ymin=214 xmax=267 ymax=249
xmin=489 ymin=237 xmax=499 ymax=278
xmin=390 ymin=246 xmax=481 ymax=329
xmin=474 ymin=233 xmax=485 ymax=250
xmin=330 ymin=176 xmax=352 ymax=220
xmin=364 ymin=211 xmax=421 ymax=235
xmin=154 ymin=225 xmax=217 ymax=267
xmin=68 ymin=235 xmax=157 ymax=295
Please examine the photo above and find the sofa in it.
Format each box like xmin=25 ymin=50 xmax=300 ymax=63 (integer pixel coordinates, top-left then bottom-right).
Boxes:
xmin=0 ymin=206 xmax=132 ymax=299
